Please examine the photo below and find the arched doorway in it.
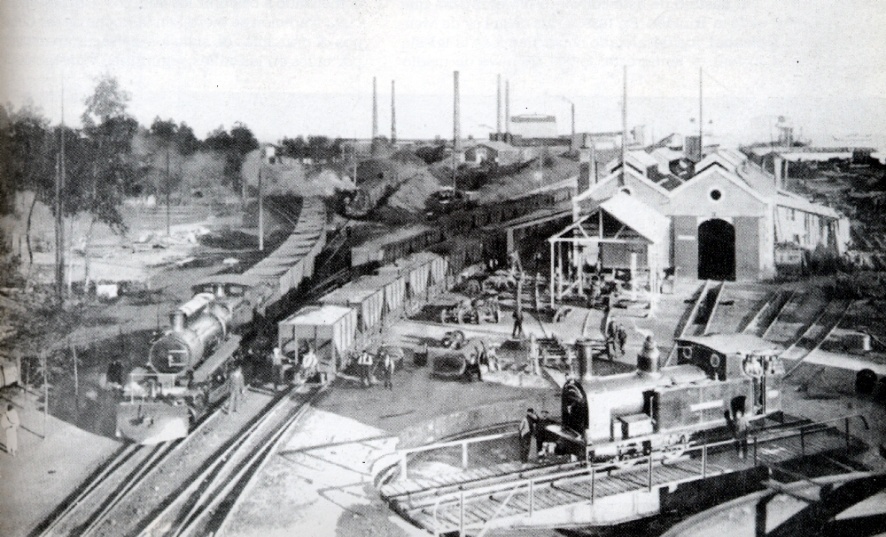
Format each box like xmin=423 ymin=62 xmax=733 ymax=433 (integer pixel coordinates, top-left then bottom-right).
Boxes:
xmin=698 ymin=218 xmax=735 ymax=280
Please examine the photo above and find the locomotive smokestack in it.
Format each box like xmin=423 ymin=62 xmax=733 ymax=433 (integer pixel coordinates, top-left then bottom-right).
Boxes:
xmin=637 ymin=335 xmax=661 ymax=375
xmin=576 ymin=338 xmax=595 ymax=380
xmin=172 ymin=310 xmax=185 ymax=332
xmin=391 ymin=80 xmax=397 ymax=144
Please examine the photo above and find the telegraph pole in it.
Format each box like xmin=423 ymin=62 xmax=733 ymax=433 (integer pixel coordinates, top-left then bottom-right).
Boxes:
xmin=620 ymin=65 xmax=627 ymax=186
xmin=165 ymin=145 xmax=171 ymax=236
xmin=699 ymin=67 xmax=704 ymax=159
xmin=55 ymin=82 xmax=66 ymax=302
xmin=258 ymin=151 xmax=264 ymax=252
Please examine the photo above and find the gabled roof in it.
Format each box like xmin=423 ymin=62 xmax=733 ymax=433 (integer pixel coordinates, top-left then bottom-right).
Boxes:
xmin=558 ymin=192 xmax=668 ymax=244
xmin=775 ymin=191 xmax=841 ymax=218
xmin=606 ymin=150 xmax=658 ymax=173
xmin=669 ymin=164 xmax=770 ymax=205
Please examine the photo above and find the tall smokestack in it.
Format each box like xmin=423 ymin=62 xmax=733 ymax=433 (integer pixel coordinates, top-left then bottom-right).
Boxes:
xmin=505 ymin=79 xmax=510 ymax=136
xmin=391 ymin=80 xmax=396 ymax=144
xmin=453 ymin=71 xmax=461 ymax=153
xmin=496 ymin=74 xmax=502 ymax=135
xmin=372 ymin=77 xmax=378 ymax=144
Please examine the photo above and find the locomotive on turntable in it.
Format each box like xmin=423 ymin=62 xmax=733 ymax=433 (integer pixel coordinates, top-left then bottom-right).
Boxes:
xmin=554 ymin=333 xmax=785 ymax=464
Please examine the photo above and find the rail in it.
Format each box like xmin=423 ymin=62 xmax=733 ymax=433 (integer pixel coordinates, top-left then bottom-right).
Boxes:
xmin=396 ymin=430 xmax=517 ymax=480
xmin=664 ymin=280 xmax=710 ymax=366
xmin=702 ymin=282 xmax=726 ymax=336
xmin=783 ymin=299 xmax=853 ymax=378
xmin=760 ymin=289 xmax=798 ymax=341
xmin=428 ymin=413 xmax=869 ymax=536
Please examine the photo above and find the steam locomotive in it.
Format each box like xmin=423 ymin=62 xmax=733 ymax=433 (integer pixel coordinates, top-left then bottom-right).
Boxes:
xmin=553 ymin=333 xmax=785 ymax=465
xmin=116 ymin=289 xmax=255 ymax=444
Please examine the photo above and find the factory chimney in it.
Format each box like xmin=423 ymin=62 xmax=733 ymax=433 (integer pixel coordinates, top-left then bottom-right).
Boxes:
xmin=505 ymin=79 xmax=511 ymax=138
xmin=496 ymin=74 xmax=502 ymax=137
xmin=453 ymin=70 xmax=461 ymax=155
xmin=371 ymin=77 xmax=378 ymax=153
xmin=391 ymin=80 xmax=396 ymax=144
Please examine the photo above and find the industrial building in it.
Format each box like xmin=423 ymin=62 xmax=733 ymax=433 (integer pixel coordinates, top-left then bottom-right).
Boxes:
xmin=545 ymin=144 xmax=850 ymax=295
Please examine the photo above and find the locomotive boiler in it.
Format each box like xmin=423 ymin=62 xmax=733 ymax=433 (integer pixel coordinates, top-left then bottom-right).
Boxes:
xmin=554 ymin=334 xmax=785 ymax=465
xmin=149 ymin=293 xmax=232 ymax=374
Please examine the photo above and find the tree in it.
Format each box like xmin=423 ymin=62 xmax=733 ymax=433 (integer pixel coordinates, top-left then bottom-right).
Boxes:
xmin=174 ymin=122 xmax=200 ymax=155
xmin=77 ymin=74 xmax=137 ymax=286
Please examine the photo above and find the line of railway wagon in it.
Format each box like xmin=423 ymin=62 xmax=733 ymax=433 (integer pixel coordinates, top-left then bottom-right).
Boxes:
xmin=277 ymin=187 xmax=574 ymax=373
xmin=117 ymin=198 xmax=328 ymax=444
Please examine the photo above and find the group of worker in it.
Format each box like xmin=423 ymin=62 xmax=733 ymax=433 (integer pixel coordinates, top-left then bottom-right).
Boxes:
xmin=357 ymin=348 xmax=397 ymax=390
xmin=606 ymin=319 xmax=629 ymax=359
xmin=518 ymin=408 xmax=553 ymax=463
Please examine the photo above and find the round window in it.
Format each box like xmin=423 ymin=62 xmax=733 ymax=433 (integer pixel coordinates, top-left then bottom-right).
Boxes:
xmin=710 ymin=189 xmax=722 ymax=201
xmin=619 ymin=186 xmax=633 ymax=195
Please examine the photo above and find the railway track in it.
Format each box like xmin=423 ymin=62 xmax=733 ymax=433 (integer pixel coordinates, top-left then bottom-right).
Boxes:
xmin=136 ymin=384 xmax=325 ymax=537
xmin=30 ymin=408 xmax=221 ymax=537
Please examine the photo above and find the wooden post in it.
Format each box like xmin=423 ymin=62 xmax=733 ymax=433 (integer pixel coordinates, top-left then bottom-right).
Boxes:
xmin=462 ymin=441 xmax=469 ymax=470
xmin=400 ymin=453 xmax=408 ymax=481
xmin=800 ymin=427 xmax=805 ymax=457
xmin=70 ymin=339 xmax=79 ymax=411
xmin=844 ymin=417 xmax=850 ymax=451
xmin=528 ymin=479 xmax=535 ymax=517
xmin=647 ymin=453 xmax=653 ymax=491
xmin=459 ymin=490 xmax=465 ymax=537
xmin=702 ymin=443 xmax=707 ymax=478
xmin=42 ymin=351 xmax=48 ymax=439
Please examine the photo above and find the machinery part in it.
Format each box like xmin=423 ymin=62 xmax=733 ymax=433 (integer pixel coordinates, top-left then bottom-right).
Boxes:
xmin=855 ymin=368 xmax=877 ymax=395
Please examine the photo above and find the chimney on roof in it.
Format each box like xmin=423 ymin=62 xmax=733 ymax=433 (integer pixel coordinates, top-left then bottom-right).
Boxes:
xmin=391 ymin=80 xmax=396 ymax=144
xmin=578 ymin=148 xmax=592 ymax=193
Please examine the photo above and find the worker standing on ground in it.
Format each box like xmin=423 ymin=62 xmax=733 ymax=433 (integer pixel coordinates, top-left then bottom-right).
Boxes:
xmin=271 ymin=347 xmax=284 ymax=392
xmin=301 ymin=345 xmax=318 ymax=382
xmin=359 ymin=349 xmax=374 ymax=388
xmin=730 ymin=409 xmax=749 ymax=459
xmin=2 ymin=404 xmax=20 ymax=457
xmin=382 ymin=350 xmax=395 ymax=390
xmin=616 ymin=323 xmax=628 ymax=357
xmin=512 ymin=309 xmax=524 ymax=339
xmin=519 ymin=408 xmax=538 ymax=463
xmin=227 ymin=364 xmax=246 ymax=413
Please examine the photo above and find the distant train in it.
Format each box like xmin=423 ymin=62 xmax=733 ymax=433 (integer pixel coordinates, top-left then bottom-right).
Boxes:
xmin=554 ymin=333 xmax=785 ymax=464
xmin=116 ymin=198 xmax=327 ymax=445
xmin=351 ymin=186 xmax=573 ymax=268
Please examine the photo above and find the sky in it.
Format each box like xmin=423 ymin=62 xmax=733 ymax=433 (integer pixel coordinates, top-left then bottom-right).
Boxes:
xmin=2 ymin=0 xmax=885 ymax=146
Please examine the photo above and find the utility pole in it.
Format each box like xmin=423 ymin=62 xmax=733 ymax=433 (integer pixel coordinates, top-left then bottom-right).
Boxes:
xmin=453 ymin=70 xmax=460 ymax=189
xmin=620 ymin=65 xmax=627 ymax=186
xmin=699 ymin=67 xmax=703 ymax=159
xmin=55 ymin=82 xmax=66 ymax=302
xmin=391 ymin=80 xmax=397 ymax=144
xmin=166 ymin=145 xmax=171 ymax=236
xmin=258 ymin=149 xmax=264 ymax=252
